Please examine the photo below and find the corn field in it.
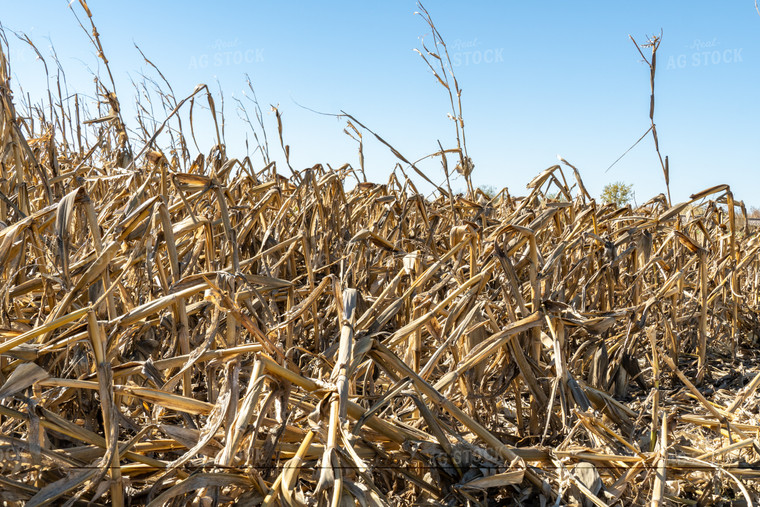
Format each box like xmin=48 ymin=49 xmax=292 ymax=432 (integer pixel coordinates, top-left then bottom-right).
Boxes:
xmin=1 ymin=6 xmax=760 ymax=507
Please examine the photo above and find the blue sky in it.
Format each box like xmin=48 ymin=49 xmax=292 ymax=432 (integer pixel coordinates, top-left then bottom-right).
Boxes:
xmin=1 ymin=1 xmax=758 ymax=205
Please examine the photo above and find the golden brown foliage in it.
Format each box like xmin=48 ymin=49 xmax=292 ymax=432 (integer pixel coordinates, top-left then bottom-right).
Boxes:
xmin=1 ymin=19 xmax=760 ymax=507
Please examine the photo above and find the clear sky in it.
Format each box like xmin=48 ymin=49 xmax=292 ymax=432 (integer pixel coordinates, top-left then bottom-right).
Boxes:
xmin=1 ymin=1 xmax=758 ymax=206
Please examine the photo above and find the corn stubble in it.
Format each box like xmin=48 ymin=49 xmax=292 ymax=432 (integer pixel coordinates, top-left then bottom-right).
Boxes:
xmin=2 ymin=9 xmax=760 ymax=507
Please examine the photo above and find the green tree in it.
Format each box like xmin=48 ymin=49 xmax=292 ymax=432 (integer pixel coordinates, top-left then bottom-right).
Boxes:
xmin=601 ymin=182 xmax=633 ymax=207
xmin=478 ymin=185 xmax=498 ymax=199
xmin=546 ymin=191 xmax=570 ymax=202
